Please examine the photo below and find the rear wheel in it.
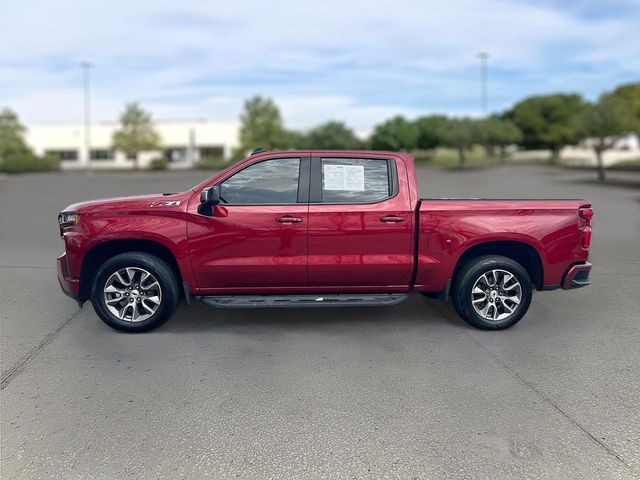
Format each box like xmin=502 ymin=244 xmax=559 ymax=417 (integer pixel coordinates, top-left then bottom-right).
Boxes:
xmin=451 ymin=255 xmax=532 ymax=330
xmin=91 ymin=252 xmax=179 ymax=332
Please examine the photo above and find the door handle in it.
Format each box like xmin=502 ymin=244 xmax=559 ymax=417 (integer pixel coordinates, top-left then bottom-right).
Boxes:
xmin=276 ymin=215 xmax=303 ymax=224
xmin=379 ymin=215 xmax=406 ymax=223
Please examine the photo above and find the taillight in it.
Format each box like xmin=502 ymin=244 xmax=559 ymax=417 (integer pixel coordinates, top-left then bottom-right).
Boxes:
xmin=582 ymin=228 xmax=592 ymax=249
xmin=579 ymin=207 xmax=593 ymax=225
xmin=579 ymin=207 xmax=593 ymax=250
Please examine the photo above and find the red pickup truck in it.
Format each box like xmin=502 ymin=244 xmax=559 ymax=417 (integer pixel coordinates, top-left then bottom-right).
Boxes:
xmin=57 ymin=150 xmax=593 ymax=332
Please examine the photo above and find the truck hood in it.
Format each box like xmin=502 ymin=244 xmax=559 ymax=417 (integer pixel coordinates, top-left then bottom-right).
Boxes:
xmin=62 ymin=191 xmax=192 ymax=214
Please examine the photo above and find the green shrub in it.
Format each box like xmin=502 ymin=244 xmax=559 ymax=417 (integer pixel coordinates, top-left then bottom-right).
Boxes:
xmin=412 ymin=151 xmax=435 ymax=163
xmin=148 ymin=157 xmax=168 ymax=170
xmin=0 ymin=152 xmax=59 ymax=173
xmin=196 ymin=156 xmax=228 ymax=170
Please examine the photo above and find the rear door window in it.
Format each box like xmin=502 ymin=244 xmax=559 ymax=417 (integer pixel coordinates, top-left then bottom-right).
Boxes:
xmin=320 ymin=158 xmax=391 ymax=203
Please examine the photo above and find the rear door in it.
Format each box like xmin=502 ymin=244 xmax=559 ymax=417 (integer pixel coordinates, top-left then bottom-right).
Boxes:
xmin=307 ymin=154 xmax=413 ymax=290
xmin=188 ymin=155 xmax=310 ymax=291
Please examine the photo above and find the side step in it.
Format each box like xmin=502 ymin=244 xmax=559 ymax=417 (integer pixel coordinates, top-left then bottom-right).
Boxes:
xmin=201 ymin=293 xmax=408 ymax=309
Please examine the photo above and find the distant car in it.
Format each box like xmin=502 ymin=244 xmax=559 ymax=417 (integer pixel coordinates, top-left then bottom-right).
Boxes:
xmin=57 ymin=150 xmax=593 ymax=332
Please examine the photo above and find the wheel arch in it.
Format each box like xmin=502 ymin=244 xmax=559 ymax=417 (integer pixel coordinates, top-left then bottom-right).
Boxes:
xmin=452 ymin=240 xmax=544 ymax=290
xmin=80 ymin=239 xmax=183 ymax=301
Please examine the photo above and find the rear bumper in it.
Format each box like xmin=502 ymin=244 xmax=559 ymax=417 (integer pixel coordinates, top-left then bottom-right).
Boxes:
xmin=562 ymin=262 xmax=592 ymax=290
xmin=57 ymin=252 xmax=81 ymax=303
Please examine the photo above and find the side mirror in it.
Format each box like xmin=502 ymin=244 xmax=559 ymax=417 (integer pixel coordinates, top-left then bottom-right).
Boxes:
xmin=198 ymin=185 xmax=221 ymax=216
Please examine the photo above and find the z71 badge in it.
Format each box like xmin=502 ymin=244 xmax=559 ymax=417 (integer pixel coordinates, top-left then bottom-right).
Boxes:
xmin=149 ymin=200 xmax=181 ymax=207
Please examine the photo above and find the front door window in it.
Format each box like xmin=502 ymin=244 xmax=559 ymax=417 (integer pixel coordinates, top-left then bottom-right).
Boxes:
xmin=220 ymin=158 xmax=301 ymax=204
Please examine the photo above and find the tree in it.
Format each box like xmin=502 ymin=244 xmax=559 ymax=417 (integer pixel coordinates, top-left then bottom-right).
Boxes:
xmin=112 ymin=103 xmax=161 ymax=169
xmin=279 ymin=129 xmax=304 ymax=150
xmin=573 ymin=94 xmax=637 ymax=182
xmin=439 ymin=117 xmax=479 ymax=168
xmin=370 ymin=116 xmax=419 ymax=151
xmin=508 ymin=94 xmax=585 ymax=163
xmin=0 ymin=108 xmax=30 ymax=160
xmin=0 ymin=108 xmax=59 ymax=172
xmin=234 ymin=96 xmax=290 ymax=158
xmin=301 ymin=121 xmax=362 ymax=150
xmin=610 ymin=82 xmax=640 ymax=133
xmin=414 ymin=115 xmax=448 ymax=152
xmin=478 ymin=116 xmax=522 ymax=160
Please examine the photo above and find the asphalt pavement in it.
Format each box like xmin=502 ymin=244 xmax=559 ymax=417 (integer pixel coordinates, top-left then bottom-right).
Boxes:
xmin=1 ymin=165 xmax=639 ymax=479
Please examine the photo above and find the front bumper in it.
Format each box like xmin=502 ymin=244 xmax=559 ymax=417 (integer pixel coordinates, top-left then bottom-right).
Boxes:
xmin=57 ymin=252 xmax=81 ymax=303
xmin=562 ymin=262 xmax=592 ymax=290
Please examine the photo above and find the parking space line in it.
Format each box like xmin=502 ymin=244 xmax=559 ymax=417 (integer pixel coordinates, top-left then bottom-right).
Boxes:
xmin=1 ymin=308 xmax=82 ymax=390
xmin=428 ymin=301 xmax=637 ymax=475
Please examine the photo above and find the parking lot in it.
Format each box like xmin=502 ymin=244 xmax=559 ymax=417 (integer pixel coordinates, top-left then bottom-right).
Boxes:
xmin=1 ymin=165 xmax=639 ymax=479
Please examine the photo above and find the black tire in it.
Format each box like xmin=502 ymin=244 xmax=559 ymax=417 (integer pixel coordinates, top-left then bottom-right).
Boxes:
xmin=451 ymin=255 xmax=532 ymax=330
xmin=91 ymin=252 xmax=180 ymax=332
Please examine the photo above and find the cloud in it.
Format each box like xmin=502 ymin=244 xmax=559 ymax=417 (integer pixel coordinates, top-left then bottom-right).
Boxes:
xmin=1 ymin=0 xmax=638 ymax=129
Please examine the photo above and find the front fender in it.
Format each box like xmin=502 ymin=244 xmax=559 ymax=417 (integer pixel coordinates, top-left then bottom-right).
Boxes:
xmin=63 ymin=211 xmax=196 ymax=289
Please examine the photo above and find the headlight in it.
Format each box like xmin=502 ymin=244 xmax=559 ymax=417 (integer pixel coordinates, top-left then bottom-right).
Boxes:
xmin=58 ymin=212 xmax=80 ymax=237
xmin=58 ymin=212 xmax=80 ymax=226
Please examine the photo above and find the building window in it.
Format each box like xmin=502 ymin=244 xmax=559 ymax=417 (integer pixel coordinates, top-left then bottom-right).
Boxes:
xmin=90 ymin=149 xmax=114 ymax=160
xmin=46 ymin=150 xmax=78 ymax=161
xmin=164 ymin=147 xmax=187 ymax=163
xmin=199 ymin=146 xmax=224 ymax=160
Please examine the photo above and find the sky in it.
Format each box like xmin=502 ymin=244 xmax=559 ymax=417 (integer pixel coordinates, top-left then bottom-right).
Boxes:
xmin=1 ymin=0 xmax=639 ymax=134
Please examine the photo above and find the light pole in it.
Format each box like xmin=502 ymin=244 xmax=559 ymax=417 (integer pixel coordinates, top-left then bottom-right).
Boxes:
xmin=80 ymin=61 xmax=92 ymax=169
xmin=477 ymin=52 xmax=490 ymax=162
xmin=478 ymin=52 xmax=489 ymax=117
xmin=477 ymin=52 xmax=489 ymax=116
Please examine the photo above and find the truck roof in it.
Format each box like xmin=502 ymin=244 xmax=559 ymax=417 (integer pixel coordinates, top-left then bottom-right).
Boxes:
xmin=192 ymin=150 xmax=416 ymax=192
xmin=250 ymin=149 xmax=416 ymax=164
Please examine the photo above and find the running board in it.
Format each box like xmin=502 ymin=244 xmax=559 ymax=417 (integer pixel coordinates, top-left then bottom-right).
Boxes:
xmin=201 ymin=293 xmax=408 ymax=309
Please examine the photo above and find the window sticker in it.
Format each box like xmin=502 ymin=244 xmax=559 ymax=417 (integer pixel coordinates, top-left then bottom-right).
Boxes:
xmin=323 ymin=164 xmax=365 ymax=191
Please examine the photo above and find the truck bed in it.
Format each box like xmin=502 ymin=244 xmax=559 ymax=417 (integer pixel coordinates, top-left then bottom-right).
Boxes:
xmin=414 ymin=198 xmax=591 ymax=293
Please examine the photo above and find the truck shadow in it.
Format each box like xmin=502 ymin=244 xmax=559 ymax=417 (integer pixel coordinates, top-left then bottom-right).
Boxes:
xmin=163 ymin=294 xmax=465 ymax=335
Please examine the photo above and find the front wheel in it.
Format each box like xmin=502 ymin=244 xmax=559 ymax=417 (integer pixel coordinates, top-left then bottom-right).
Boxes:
xmin=91 ymin=252 xmax=180 ymax=332
xmin=451 ymin=255 xmax=532 ymax=330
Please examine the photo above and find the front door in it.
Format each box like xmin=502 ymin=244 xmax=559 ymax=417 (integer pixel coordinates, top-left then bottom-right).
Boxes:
xmin=307 ymin=155 xmax=414 ymax=290
xmin=188 ymin=156 xmax=310 ymax=292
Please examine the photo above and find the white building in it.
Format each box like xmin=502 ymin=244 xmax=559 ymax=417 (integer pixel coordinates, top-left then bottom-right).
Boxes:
xmin=25 ymin=119 xmax=239 ymax=170
xmin=511 ymin=133 xmax=640 ymax=167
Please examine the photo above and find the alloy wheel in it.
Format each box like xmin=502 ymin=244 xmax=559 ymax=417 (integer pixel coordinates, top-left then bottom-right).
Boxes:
xmin=103 ymin=267 xmax=162 ymax=322
xmin=471 ymin=269 xmax=522 ymax=322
